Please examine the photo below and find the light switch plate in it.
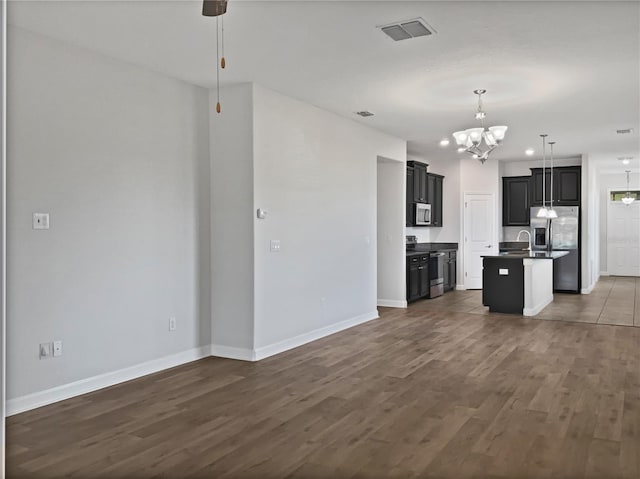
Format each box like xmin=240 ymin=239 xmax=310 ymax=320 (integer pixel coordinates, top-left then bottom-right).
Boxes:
xmin=499 ymin=268 xmax=509 ymax=276
xmin=270 ymin=240 xmax=281 ymax=252
xmin=33 ymin=213 xmax=50 ymax=230
xmin=53 ymin=340 xmax=63 ymax=357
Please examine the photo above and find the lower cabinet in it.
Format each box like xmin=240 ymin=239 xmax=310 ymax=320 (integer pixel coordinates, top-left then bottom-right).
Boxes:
xmin=443 ymin=251 xmax=457 ymax=292
xmin=407 ymin=251 xmax=457 ymax=301
xmin=407 ymin=254 xmax=430 ymax=302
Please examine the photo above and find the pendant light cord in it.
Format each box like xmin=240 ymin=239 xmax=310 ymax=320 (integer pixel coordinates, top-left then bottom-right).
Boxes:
xmin=216 ymin=15 xmax=220 ymax=113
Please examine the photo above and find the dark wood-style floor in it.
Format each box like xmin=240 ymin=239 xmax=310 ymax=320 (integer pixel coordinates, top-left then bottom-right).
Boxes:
xmin=7 ymin=277 xmax=640 ymax=478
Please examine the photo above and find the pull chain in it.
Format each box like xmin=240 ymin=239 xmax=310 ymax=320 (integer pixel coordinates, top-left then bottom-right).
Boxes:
xmin=221 ymin=14 xmax=226 ymax=69
xmin=216 ymin=15 xmax=221 ymax=113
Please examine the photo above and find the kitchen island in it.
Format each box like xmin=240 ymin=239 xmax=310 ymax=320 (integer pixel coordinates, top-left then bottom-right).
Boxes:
xmin=482 ymin=251 xmax=569 ymax=316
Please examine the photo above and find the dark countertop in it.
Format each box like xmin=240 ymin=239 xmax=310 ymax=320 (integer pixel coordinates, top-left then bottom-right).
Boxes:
xmin=406 ymin=242 xmax=458 ymax=256
xmin=482 ymin=251 xmax=570 ymax=260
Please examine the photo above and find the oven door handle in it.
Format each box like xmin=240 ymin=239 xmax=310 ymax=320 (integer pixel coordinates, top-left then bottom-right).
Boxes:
xmin=432 ymin=253 xmax=446 ymax=257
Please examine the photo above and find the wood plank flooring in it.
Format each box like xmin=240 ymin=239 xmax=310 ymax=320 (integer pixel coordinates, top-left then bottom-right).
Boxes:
xmin=7 ymin=278 xmax=640 ymax=478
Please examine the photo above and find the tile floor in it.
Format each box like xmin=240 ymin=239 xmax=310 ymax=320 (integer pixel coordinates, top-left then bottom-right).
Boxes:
xmin=412 ymin=276 xmax=640 ymax=327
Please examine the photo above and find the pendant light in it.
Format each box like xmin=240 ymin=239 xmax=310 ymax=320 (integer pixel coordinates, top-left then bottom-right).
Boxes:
xmin=547 ymin=141 xmax=558 ymax=219
xmin=536 ymin=134 xmax=550 ymax=218
xmin=622 ymin=170 xmax=636 ymax=205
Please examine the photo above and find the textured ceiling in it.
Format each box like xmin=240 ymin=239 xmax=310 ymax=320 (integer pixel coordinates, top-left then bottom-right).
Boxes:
xmin=7 ymin=0 xmax=640 ymax=166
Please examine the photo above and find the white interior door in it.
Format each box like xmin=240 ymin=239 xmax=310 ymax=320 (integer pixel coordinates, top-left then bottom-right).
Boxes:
xmin=464 ymin=193 xmax=496 ymax=289
xmin=607 ymin=200 xmax=640 ymax=277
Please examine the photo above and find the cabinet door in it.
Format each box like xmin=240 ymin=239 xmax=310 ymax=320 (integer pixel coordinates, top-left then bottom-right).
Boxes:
xmin=554 ymin=167 xmax=581 ymax=205
xmin=413 ymin=164 xmax=427 ymax=203
xmin=418 ymin=263 xmax=430 ymax=297
xmin=407 ymin=262 xmax=420 ymax=301
xmin=406 ymin=167 xmax=414 ymax=226
xmin=503 ymin=176 xmax=530 ymax=226
xmin=531 ymin=169 xmax=552 ymax=206
xmin=432 ymin=176 xmax=443 ymax=226
xmin=443 ymin=256 xmax=450 ymax=291
xmin=449 ymin=258 xmax=457 ymax=290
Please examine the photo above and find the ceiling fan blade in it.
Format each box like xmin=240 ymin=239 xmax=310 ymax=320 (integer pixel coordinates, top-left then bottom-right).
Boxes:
xmin=202 ymin=0 xmax=228 ymax=17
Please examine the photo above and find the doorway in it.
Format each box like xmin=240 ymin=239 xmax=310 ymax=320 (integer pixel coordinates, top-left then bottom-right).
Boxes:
xmin=463 ymin=193 xmax=496 ymax=289
xmin=607 ymin=197 xmax=640 ymax=277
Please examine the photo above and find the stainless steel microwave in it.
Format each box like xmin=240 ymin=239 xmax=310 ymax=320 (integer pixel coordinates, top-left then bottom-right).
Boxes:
xmin=415 ymin=203 xmax=432 ymax=226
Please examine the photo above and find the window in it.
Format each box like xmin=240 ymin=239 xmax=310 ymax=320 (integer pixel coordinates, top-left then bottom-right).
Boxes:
xmin=610 ymin=190 xmax=640 ymax=202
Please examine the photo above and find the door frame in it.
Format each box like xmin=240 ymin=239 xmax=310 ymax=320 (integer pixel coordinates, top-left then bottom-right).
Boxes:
xmin=462 ymin=192 xmax=497 ymax=290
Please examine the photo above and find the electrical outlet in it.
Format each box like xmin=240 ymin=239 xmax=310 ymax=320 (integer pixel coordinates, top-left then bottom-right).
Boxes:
xmin=39 ymin=342 xmax=53 ymax=359
xmin=169 ymin=317 xmax=177 ymax=331
xmin=53 ymin=340 xmax=63 ymax=357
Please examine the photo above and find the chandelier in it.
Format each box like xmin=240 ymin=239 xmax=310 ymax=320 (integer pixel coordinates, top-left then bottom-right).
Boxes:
xmin=452 ymin=89 xmax=508 ymax=163
xmin=622 ymin=170 xmax=636 ymax=205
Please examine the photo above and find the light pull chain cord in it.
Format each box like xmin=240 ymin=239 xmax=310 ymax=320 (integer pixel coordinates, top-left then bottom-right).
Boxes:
xmin=221 ymin=14 xmax=226 ymax=69
xmin=216 ymin=15 xmax=221 ymax=113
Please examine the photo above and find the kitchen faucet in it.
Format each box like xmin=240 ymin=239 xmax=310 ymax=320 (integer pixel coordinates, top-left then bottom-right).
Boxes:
xmin=516 ymin=230 xmax=532 ymax=251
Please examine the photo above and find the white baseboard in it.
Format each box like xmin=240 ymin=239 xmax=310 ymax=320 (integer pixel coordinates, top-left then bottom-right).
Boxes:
xmin=581 ymin=283 xmax=595 ymax=294
xmin=210 ymin=344 xmax=256 ymax=361
xmin=253 ymin=310 xmax=379 ymax=361
xmin=600 ymin=271 xmax=609 ymax=276
xmin=377 ymin=299 xmax=407 ymax=308
xmin=523 ymin=294 xmax=553 ymax=317
xmin=455 ymin=285 xmax=467 ymax=291
xmin=6 ymin=346 xmax=210 ymax=416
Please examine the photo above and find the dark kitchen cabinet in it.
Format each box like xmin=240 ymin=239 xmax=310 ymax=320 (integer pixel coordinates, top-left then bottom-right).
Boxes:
xmin=406 ymin=167 xmax=414 ymax=227
xmin=412 ymin=162 xmax=428 ymax=203
xmin=443 ymin=251 xmax=457 ymax=292
xmin=406 ymin=254 xmax=430 ymax=302
xmin=531 ymin=166 xmax=581 ymax=206
xmin=554 ymin=167 xmax=581 ymax=205
xmin=406 ymin=161 xmax=444 ymax=227
xmin=428 ymin=174 xmax=444 ymax=227
xmin=502 ymin=176 xmax=531 ymax=226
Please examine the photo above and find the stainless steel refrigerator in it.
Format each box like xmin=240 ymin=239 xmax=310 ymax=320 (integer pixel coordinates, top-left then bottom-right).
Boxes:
xmin=530 ymin=206 xmax=580 ymax=293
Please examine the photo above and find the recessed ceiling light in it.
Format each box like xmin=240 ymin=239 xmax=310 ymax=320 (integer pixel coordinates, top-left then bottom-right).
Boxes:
xmin=618 ymin=156 xmax=633 ymax=165
xmin=439 ymin=138 xmax=450 ymax=147
xmin=616 ymin=128 xmax=633 ymax=134
xmin=525 ymin=148 xmax=535 ymax=156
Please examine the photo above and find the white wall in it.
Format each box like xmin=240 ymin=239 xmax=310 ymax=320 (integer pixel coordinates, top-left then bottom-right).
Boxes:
xmin=7 ymin=27 xmax=211 ymax=400
xmin=252 ymin=84 xmax=406 ymax=350
xmin=209 ymin=84 xmax=255 ymax=352
xmin=598 ymin=170 xmax=640 ymax=273
xmin=377 ymin=158 xmax=406 ymax=307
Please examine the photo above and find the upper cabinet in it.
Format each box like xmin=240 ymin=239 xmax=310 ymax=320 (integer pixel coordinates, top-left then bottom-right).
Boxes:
xmin=412 ymin=162 xmax=428 ymax=203
xmin=406 ymin=166 xmax=415 ymax=227
xmin=406 ymin=161 xmax=444 ymax=227
xmin=530 ymin=166 xmax=581 ymax=206
xmin=427 ymin=173 xmax=444 ymax=227
xmin=554 ymin=167 xmax=581 ymax=205
xmin=502 ymin=176 xmax=531 ymax=226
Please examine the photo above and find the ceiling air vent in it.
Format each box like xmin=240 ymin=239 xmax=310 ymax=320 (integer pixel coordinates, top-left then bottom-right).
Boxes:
xmin=617 ymin=128 xmax=633 ymax=134
xmin=378 ymin=18 xmax=436 ymax=41
xmin=356 ymin=111 xmax=374 ymax=118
